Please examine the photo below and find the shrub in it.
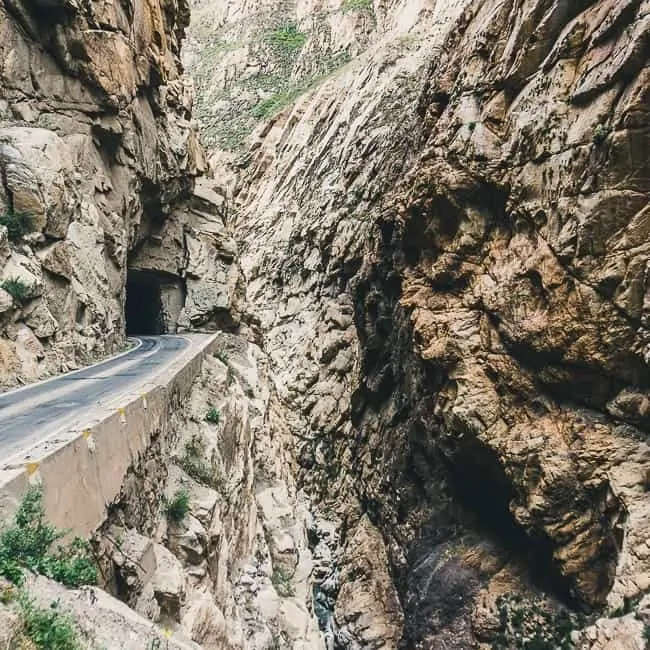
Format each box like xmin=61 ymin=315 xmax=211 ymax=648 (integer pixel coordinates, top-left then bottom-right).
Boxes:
xmin=164 ymin=489 xmax=190 ymax=523
xmin=271 ymin=567 xmax=295 ymax=597
xmin=20 ymin=595 xmax=81 ymax=650
xmin=0 ymin=485 xmax=97 ymax=588
xmin=492 ymin=595 xmax=584 ymax=650
xmin=593 ymin=124 xmax=610 ymax=145
xmin=205 ymin=406 xmax=220 ymax=425
xmin=1 ymin=276 xmax=31 ymax=301
xmin=0 ymin=210 xmax=34 ymax=241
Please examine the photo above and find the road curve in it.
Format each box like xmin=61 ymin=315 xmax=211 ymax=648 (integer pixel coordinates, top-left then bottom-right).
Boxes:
xmin=0 ymin=335 xmax=190 ymax=462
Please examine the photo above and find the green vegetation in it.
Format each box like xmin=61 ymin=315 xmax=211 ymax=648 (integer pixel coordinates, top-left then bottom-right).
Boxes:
xmin=163 ymin=489 xmax=190 ymax=523
xmin=250 ymin=52 xmax=352 ymax=122
xmin=177 ymin=435 xmax=230 ymax=499
xmin=205 ymin=406 xmax=221 ymax=425
xmin=265 ymin=23 xmax=307 ymax=54
xmin=342 ymin=0 xmax=374 ymax=12
xmin=0 ymin=210 xmax=34 ymax=241
xmin=0 ymin=488 xmax=89 ymax=649
xmin=271 ymin=566 xmax=295 ymax=597
xmin=0 ymin=580 xmax=17 ymax=604
xmin=179 ymin=436 xmax=215 ymax=486
xmin=192 ymin=7 xmax=353 ymax=151
xmin=20 ymin=595 xmax=81 ymax=650
xmin=491 ymin=594 xmax=586 ymax=649
xmin=0 ymin=485 xmax=97 ymax=588
xmin=1 ymin=276 xmax=31 ymax=301
xmin=213 ymin=349 xmax=229 ymax=363
xmin=593 ymin=123 xmax=610 ymax=145
xmin=252 ymin=90 xmax=302 ymax=120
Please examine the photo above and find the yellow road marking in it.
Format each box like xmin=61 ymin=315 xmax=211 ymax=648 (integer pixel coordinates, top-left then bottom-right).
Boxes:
xmin=25 ymin=462 xmax=39 ymax=476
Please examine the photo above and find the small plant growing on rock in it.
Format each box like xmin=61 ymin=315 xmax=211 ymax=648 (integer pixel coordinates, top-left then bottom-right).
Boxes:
xmin=164 ymin=489 xmax=190 ymax=523
xmin=20 ymin=595 xmax=81 ymax=650
xmin=0 ymin=485 xmax=97 ymax=588
xmin=0 ymin=580 xmax=17 ymax=604
xmin=1 ymin=276 xmax=31 ymax=302
xmin=205 ymin=406 xmax=220 ymax=425
xmin=271 ymin=566 xmax=295 ymax=598
xmin=593 ymin=123 xmax=610 ymax=145
xmin=0 ymin=210 xmax=34 ymax=241
xmin=179 ymin=435 xmax=214 ymax=486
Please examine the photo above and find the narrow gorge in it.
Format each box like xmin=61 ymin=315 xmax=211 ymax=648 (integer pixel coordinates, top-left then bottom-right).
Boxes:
xmin=0 ymin=0 xmax=649 ymax=649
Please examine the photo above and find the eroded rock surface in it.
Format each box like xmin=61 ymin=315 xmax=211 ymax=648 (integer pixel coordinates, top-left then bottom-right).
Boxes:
xmin=0 ymin=0 xmax=649 ymax=649
xmin=0 ymin=0 xmax=242 ymax=388
xmin=184 ymin=0 xmax=650 ymax=647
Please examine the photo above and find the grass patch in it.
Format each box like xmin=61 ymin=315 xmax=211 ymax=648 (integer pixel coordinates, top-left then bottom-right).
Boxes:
xmin=0 ymin=485 xmax=97 ymax=588
xmin=0 ymin=211 xmax=34 ymax=241
xmin=342 ymin=0 xmax=374 ymax=12
xmin=163 ymin=489 xmax=190 ymax=523
xmin=265 ymin=23 xmax=307 ymax=54
xmin=2 ymin=276 xmax=31 ymax=301
xmin=251 ymin=53 xmax=352 ymax=121
xmin=251 ymin=92 xmax=300 ymax=120
xmin=271 ymin=567 xmax=295 ymax=597
xmin=205 ymin=406 xmax=220 ymax=425
xmin=191 ymin=11 xmax=353 ymax=150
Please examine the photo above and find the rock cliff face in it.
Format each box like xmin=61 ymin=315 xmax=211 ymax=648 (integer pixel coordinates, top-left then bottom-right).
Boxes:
xmin=184 ymin=0 xmax=650 ymax=647
xmin=1 ymin=0 xmax=649 ymax=649
xmin=0 ymin=0 xmax=242 ymax=388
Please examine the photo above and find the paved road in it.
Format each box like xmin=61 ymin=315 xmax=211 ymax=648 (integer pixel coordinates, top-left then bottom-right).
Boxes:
xmin=0 ymin=335 xmax=190 ymax=462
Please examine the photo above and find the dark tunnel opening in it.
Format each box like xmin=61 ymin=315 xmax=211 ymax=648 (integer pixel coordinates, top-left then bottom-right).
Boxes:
xmin=125 ymin=269 xmax=166 ymax=335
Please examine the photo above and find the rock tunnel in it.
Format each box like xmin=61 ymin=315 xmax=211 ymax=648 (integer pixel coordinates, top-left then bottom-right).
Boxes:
xmin=125 ymin=269 xmax=184 ymax=335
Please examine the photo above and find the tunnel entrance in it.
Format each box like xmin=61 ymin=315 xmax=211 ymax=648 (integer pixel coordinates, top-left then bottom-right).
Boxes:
xmin=125 ymin=269 xmax=167 ymax=335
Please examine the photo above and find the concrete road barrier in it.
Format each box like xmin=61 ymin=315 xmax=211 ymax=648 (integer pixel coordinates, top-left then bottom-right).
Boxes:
xmin=0 ymin=333 xmax=219 ymax=536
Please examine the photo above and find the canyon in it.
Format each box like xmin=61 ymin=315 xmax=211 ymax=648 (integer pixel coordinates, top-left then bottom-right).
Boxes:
xmin=0 ymin=0 xmax=649 ymax=649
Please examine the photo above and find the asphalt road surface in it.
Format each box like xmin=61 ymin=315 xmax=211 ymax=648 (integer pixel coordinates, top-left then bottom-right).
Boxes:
xmin=0 ymin=335 xmax=190 ymax=462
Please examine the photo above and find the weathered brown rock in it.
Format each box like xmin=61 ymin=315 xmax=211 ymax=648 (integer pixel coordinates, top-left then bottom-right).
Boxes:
xmin=185 ymin=0 xmax=650 ymax=647
xmin=0 ymin=0 xmax=246 ymax=387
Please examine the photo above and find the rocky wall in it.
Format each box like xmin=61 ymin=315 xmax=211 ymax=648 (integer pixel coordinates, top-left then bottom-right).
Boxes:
xmin=0 ymin=0 xmax=242 ymax=388
xmin=189 ymin=0 xmax=650 ymax=647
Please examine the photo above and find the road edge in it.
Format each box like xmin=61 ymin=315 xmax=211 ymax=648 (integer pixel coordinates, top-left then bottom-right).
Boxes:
xmin=0 ymin=337 xmax=145 ymax=400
